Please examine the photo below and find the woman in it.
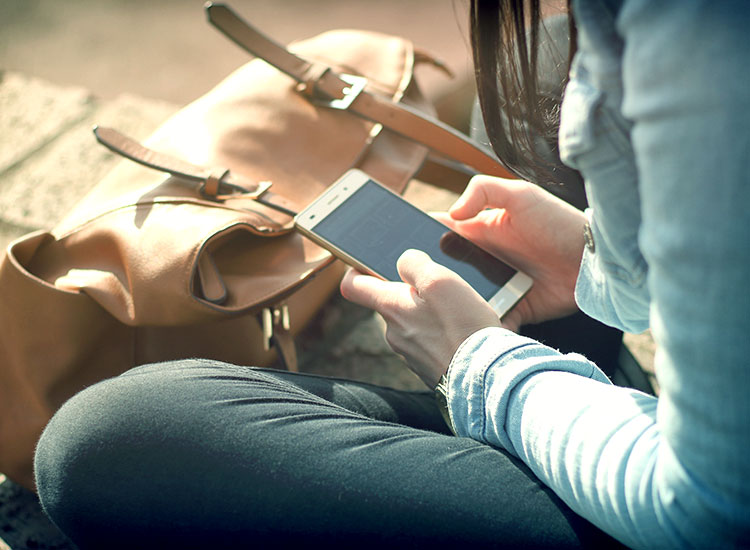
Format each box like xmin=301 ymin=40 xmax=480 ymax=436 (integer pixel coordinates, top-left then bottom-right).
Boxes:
xmin=35 ymin=1 xmax=749 ymax=548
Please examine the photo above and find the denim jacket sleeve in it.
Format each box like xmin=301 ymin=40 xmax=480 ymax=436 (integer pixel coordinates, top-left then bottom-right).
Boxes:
xmin=447 ymin=1 xmax=750 ymax=548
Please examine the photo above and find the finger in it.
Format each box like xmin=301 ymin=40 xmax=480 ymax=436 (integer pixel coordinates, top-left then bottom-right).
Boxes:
xmin=396 ymin=249 xmax=461 ymax=293
xmin=340 ymin=268 xmax=412 ymax=312
xmin=449 ymin=175 xmax=520 ymax=220
xmin=396 ymin=249 xmax=432 ymax=290
xmin=429 ymin=211 xmax=454 ymax=228
xmin=440 ymin=210 xmax=508 ymax=254
xmin=430 ymin=211 xmax=489 ymax=237
xmin=430 ymin=212 xmax=490 ymax=247
xmin=500 ymin=308 xmax=523 ymax=333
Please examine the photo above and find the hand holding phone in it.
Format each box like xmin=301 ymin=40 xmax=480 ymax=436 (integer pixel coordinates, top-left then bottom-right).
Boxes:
xmin=446 ymin=174 xmax=589 ymax=330
xmin=294 ymin=169 xmax=533 ymax=318
xmin=339 ymin=248 xmax=505 ymax=388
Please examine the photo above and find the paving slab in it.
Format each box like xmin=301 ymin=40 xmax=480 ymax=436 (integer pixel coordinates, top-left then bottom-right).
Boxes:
xmin=0 ymin=72 xmax=93 ymax=173
xmin=0 ymin=75 xmax=176 ymax=242
xmin=0 ymin=475 xmax=74 ymax=550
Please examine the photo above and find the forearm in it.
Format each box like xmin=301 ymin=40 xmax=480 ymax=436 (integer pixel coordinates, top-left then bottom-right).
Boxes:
xmin=445 ymin=328 xmax=610 ymax=452
xmin=446 ymin=331 xmax=747 ymax=548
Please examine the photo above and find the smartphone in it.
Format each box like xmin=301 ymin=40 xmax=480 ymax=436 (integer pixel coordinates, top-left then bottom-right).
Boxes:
xmin=294 ymin=169 xmax=532 ymax=318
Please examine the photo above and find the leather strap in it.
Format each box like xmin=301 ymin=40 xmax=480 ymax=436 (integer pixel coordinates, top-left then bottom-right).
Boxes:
xmin=205 ymin=3 xmax=516 ymax=181
xmin=271 ymin=329 xmax=299 ymax=372
xmin=94 ymin=126 xmax=299 ymax=217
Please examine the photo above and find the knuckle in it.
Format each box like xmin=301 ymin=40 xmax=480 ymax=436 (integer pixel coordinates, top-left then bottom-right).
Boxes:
xmin=417 ymin=275 xmax=442 ymax=295
xmin=468 ymin=174 xmax=491 ymax=187
xmin=466 ymin=176 xmax=486 ymax=198
xmin=418 ymin=272 xmax=456 ymax=298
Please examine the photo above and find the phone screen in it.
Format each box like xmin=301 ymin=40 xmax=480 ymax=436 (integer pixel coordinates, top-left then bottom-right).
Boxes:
xmin=311 ymin=179 xmax=517 ymax=300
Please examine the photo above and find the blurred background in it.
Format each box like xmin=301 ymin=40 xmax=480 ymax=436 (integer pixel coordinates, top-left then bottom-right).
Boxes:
xmin=0 ymin=0 xmax=475 ymax=118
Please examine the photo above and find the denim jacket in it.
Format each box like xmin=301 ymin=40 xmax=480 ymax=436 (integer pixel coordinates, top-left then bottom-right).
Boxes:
xmin=447 ymin=1 xmax=750 ymax=547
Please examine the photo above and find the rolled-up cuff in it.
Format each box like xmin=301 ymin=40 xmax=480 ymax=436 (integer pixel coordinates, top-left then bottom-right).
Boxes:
xmin=446 ymin=327 xmax=611 ymax=455
xmin=575 ymin=210 xmax=650 ymax=334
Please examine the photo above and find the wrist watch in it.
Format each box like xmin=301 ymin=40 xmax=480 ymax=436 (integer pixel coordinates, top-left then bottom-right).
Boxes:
xmin=583 ymin=221 xmax=595 ymax=253
xmin=434 ymin=373 xmax=456 ymax=435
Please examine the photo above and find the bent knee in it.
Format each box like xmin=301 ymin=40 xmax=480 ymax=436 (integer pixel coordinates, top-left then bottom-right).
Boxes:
xmin=34 ymin=359 xmax=230 ymax=516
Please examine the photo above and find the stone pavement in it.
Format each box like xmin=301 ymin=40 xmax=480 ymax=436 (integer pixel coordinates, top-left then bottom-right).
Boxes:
xmin=0 ymin=71 xmax=657 ymax=549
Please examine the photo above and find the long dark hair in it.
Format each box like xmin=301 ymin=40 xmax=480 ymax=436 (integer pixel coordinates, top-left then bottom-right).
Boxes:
xmin=470 ymin=0 xmax=584 ymax=205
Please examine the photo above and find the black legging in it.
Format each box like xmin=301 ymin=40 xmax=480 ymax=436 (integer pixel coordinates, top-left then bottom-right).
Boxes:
xmin=34 ymin=360 xmax=619 ymax=549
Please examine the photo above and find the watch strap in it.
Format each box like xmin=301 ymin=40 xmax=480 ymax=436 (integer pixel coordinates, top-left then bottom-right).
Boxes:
xmin=434 ymin=373 xmax=456 ymax=435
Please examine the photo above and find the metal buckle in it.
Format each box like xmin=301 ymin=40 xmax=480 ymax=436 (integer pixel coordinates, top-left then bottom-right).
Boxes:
xmin=238 ymin=180 xmax=272 ymax=199
xmin=318 ymin=74 xmax=367 ymax=110
xmin=211 ymin=180 xmax=272 ymax=201
xmin=261 ymin=305 xmax=291 ymax=351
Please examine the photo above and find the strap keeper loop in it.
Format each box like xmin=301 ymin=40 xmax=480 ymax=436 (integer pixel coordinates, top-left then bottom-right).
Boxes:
xmin=201 ymin=169 xmax=231 ymax=198
xmin=296 ymin=63 xmax=331 ymax=99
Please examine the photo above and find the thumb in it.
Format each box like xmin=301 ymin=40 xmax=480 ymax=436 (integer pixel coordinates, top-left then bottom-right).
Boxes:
xmin=396 ymin=249 xmax=462 ymax=293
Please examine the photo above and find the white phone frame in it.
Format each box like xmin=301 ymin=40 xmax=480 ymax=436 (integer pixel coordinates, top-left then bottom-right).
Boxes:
xmin=294 ymin=169 xmax=532 ymax=318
